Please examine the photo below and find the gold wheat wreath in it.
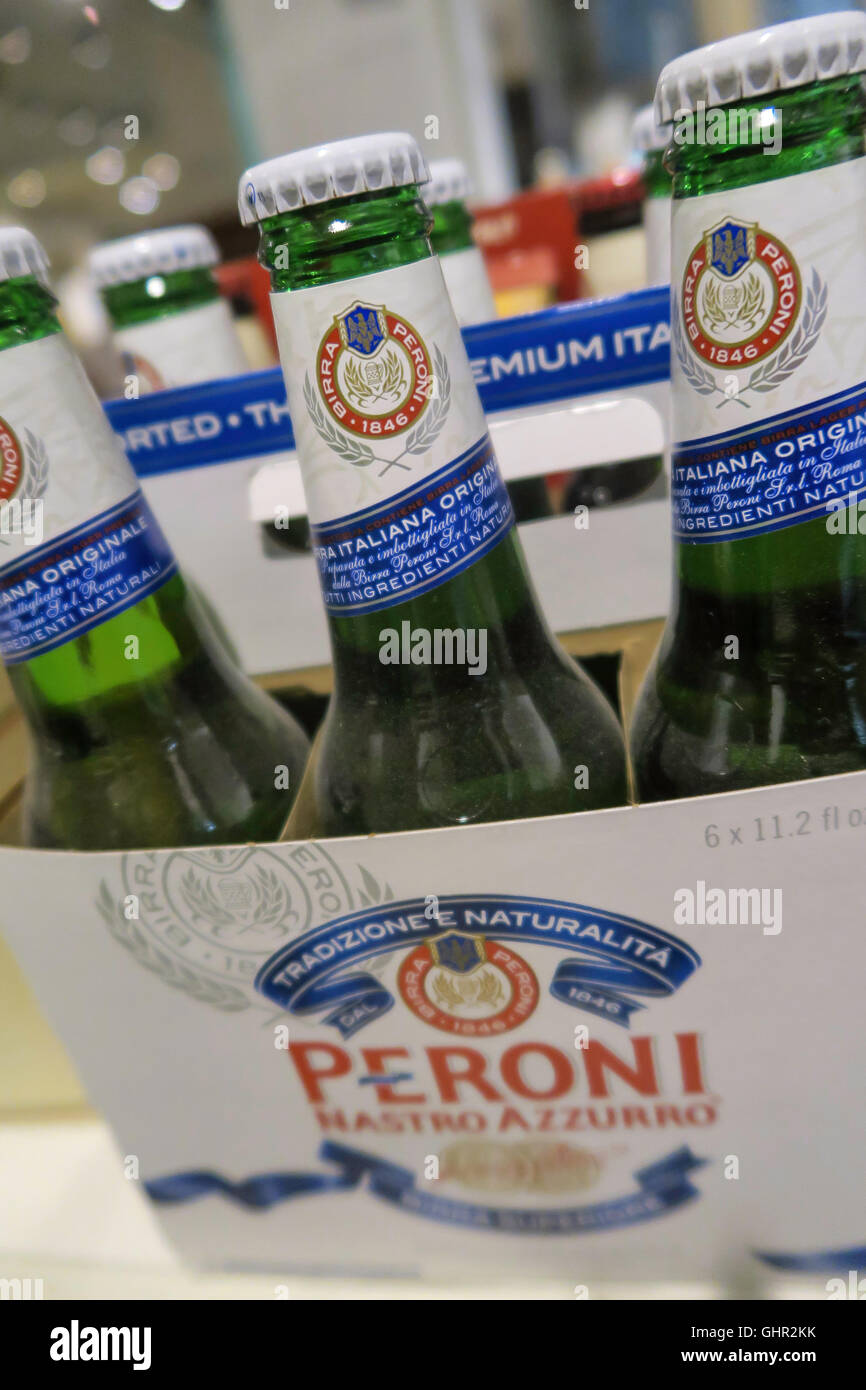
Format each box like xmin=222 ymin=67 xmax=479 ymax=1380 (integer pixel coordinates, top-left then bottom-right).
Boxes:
xmin=343 ymin=347 xmax=407 ymax=403
xmin=675 ymin=267 xmax=827 ymax=407
xmin=701 ymin=270 xmax=765 ymax=334
xmin=432 ymin=965 xmax=505 ymax=1011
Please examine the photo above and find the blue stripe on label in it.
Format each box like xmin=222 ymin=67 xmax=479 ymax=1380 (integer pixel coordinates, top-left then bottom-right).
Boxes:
xmin=311 ymin=435 xmax=514 ymax=615
xmin=0 ymin=490 xmax=177 ymax=664
xmin=673 ymin=378 xmax=866 ymax=542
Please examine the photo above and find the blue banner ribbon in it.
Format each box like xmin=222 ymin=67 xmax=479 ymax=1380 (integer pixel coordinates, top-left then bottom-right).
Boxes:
xmin=255 ymin=894 xmax=700 ymax=1036
xmin=146 ymin=1141 xmax=707 ymax=1234
xmin=549 ymin=961 xmax=647 ymax=1027
xmin=756 ymin=1244 xmax=866 ymax=1273
xmin=106 ymin=287 xmax=670 ymax=478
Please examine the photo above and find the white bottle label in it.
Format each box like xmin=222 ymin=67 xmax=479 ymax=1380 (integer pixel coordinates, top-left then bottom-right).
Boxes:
xmin=0 ymin=333 xmax=176 ymax=664
xmin=671 ymin=156 xmax=866 ymax=543
xmin=115 ymin=299 xmax=249 ymax=393
xmin=439 ymin=246 xmax=497 ymax=327
xmin=271 ymin=257 xmax=513 ymax=616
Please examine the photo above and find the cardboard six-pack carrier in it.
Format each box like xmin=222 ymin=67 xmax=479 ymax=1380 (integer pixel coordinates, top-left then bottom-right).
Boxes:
xmin=1 ymin=288 xmax=863 ymax=1286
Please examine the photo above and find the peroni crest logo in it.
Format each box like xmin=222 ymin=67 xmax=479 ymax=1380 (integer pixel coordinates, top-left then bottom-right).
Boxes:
xmin=397 ymin=930 xmax=540 ymax=1036
xmin=682 ymin=218 xmax=802 ymax=368
xmin=316 ymin=300 xmax=433 ymax=438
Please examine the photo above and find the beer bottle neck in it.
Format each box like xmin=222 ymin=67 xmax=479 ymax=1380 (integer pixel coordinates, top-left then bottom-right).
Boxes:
xmin=102 ymin=266 xmax=220 ymax=329
xmin=260 ymin=185 xmax=433 ymax=291
xmin=643 ymin=148 xmax=670 ymax=199
xmin=0 ymin=276 xmax=61 ymax=351
xmin=668 ymin=75 xmax=864 ymax=200
xmin=429 ymin=199 xmax=476 ymax=256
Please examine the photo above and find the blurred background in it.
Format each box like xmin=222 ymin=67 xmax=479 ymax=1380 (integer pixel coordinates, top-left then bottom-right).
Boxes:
xmin=0 ymin=0 xmax=858 ymax=354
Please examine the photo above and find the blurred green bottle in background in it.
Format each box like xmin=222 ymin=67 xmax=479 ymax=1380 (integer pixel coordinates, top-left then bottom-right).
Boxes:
xmin=89 ymin=225 xmax=249 ymax=393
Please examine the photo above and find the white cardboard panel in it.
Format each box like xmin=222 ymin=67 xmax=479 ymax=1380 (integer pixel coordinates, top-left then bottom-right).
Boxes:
xmin=1 ymin=768 xmax=863 ymax=1285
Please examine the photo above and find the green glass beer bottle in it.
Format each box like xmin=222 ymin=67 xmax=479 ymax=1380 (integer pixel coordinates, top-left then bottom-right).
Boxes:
xmin=239 ymin=134 xmax=627 ymax=836
xmin=631 ymin=12 xmax=866 ymax=800
xmin=89 ymin=225 xmax=249 ymax=392
xmin=422 ymin=158 xmax=496 ymax=327
xmin=0 ymin=228 xmax=309 ymax=849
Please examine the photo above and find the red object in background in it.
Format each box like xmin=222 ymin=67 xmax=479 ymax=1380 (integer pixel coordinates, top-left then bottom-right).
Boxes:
xmin=571 ymin=166 xmax=645 ymax=225
xmin=486 ymin=246 xmax=559 ymax=301
xmin=215 ymin=257 xmax=277 ymax=351
xmin=473 ymin=169 xmax=646 ymax=307
xmin=472 ymin=187 xmax=582 ymax=304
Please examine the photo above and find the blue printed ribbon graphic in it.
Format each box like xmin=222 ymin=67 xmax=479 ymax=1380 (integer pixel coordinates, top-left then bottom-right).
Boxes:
xmin=255 ymin=894 xmax=700 ymax=1036
xmin=756 ymin=1244 xmax=866 ymax=1273
xmin=673 ymin=378 xmax=866 ymax=544
xmin=146 ymin=1141 xmax=707 ymax=1234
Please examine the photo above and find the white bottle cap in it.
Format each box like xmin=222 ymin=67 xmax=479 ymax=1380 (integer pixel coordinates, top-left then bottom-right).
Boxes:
xmin=656 ymin=10 xmax=866 ymax=122
xmin=631 ymin=104 xmax=670 ymax=152
xmin=88 ymin=225 xmax=220 ymax=288
xmin=0 ymin=226 xmax=51 ymax=287
xmin=238 ymin=132 xmax=429 ymax=225
xmin=422 ymin=158 xmax=472 ymax=207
